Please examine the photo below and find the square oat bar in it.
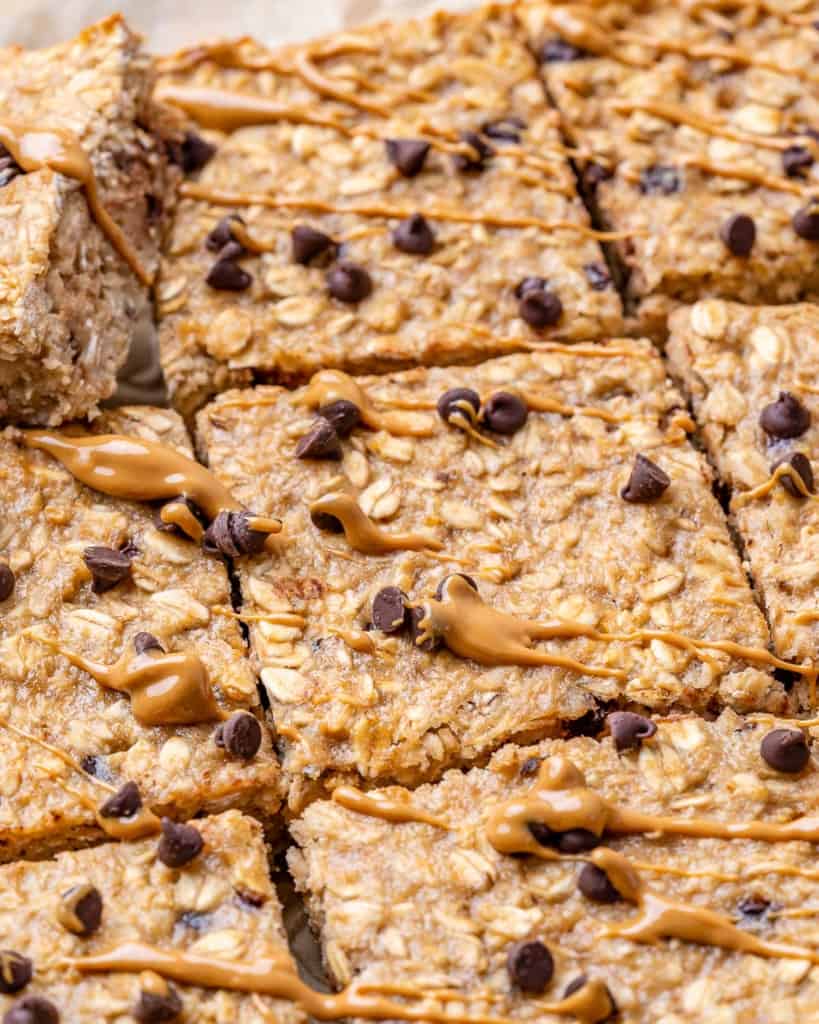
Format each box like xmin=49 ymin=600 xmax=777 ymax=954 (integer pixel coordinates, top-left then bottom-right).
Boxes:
xmin=667 ymin=300 xmax=819 ymax=692
xmin=0 ymin=15 xmax=175 ymax=425
xmin=522 ymin=1 xmax=819 ymax=339
xmin=155 ymin=4 xmax=623 ymax=415
xmin=290 ymin=711 xmax=819 ymax=1024
xmin=0 ymin=404 xmax=281 ymax=862
xmin=196 ymin=345 xmax=789 ymax=804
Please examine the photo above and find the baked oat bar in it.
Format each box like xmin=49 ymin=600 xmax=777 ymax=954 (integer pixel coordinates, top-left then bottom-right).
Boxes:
xmin=522 ymin=1 xmax=819 ymax=339
xmin=290 ymin=709 xmax=819 ymax=1023
xmin=196 ymin=344 xmax=792 ymax=805
xmin=667 ymin=300 xmax=819 ymax=690
xmin=0 ymin=15 xmax=175 ymax=425
xmin=0 ymin=404 xmax=281 ymax=862
xmin=155 ymin=4 xmax=623 ymax=415
xmin=0 ymin=810 xmax=304 ymax=1023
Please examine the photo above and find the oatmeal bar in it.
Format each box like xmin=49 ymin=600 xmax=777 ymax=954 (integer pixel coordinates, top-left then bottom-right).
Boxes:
xmin=667 ymin=300 xmax=819 ymax=683
xmin=0 ymin=404 xmax=281 ymax=862
xmin=290 ymin=710 xmax=819 ymax=1023
xmin=155 ymin=4 xmax=622 ymax=415
xmin=0 ymin=15 xmax=175 ymax=425
xmin=196 ymin=345 xmax=789 ymax=803
xmin=0 ymin=810 xmax=304 ymax=1023
xmin=522 ymin=1 xmax=819 ymax=339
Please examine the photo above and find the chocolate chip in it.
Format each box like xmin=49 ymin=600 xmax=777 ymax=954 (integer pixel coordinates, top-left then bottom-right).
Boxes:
xmin=319 ymin=400 xmax=360 ymax=438
xmin=203 ymin=510 xmax=268 ymax=557
xmin=408 ymin=605 xmax=440 ymax=652
xmin=528 ymin=821 xmax=555 ymax=847
xmin=176 ymin=131 xmax=216 ymax=174
xmin=393 ymin=213 xmax=435 ymax=255
xmin=621 ymin=454 xmax=670 ymax=503
xmin=310 ymin=510 xmax=343 ymax=533
xmin=759 ymin=391 xmax=811 ymax=438
xmin=434 ymin=573 xmax=477 ymax=600
xmin=291 ymin=225 xmax=336 ymax=265
xmin=582 ymin=161 xmax=613 ymax=193
xmin=80 ymin=754 xmax=113 ymax=782
xmin=157 ymin=819 xmax=203 ymax=868
xmin=793 ymin=200 xmax=819 ymax=240
xmin=452 ymin=131 xmax=494 ymax=173
xmin=578 ymin=863 xmax=623 ymax=902
xmin=3 ymin=996 xmax=59 ymax=1024
xmin=772 ymin=452 xmax=814 ymax=497
xmin=0 ymin=564 xmax=15 ymax=602
xmin=205 ymin=214 xmax=244 ymax=252
xmin=639 ymin=164 xmax=681 ymax=195
xmin=506 ymin=940 xmax=554 ymax=994
xmin=385 ymin=139 xmax=430 ymax=178
xmin=99 ymin=781 xmax=142 ymax=820
xmin=327 ymin=262 xmax=372 ymax=303
xmin=514 ymin=276 xmax=548 ymax=298
xmin=214 ymin=711 xmax=262 ymax=759
xmin=782 ymin=145 xmax=814 ymax=179
xmin=540 ymin=37 xmax=587 ymax=61
xmin=482 ymin=116 xmax=526 ymax=143
xmin=58 ymin=884 xmax=103 ymax=936
xmin=607 ymin=711 xmax=657 ymax=752
xmin=720 ymin=213 xmax=756 ymax=256
xmin=133 ymin=987 xmax=183 ymax=1023
xmin=518 ymin=285 xmax=563 ymax=329
xmin=206 ymin=258 xmax=252 ymax=291
xmin=371 ymin=586 xmax=408 ymax=633
xmin=482 ymin=392 xmax=528 ymax=435
xmin=0 ymin=952 xmax=32 ymax=995
xmin=294 ymin=418 xmax=342 ymax=460
xmin=83 ymin=546 xmax=132 ymax=593
xmin=738 ymin=893 xmax=771 ymax=917
xmin=760 ymin=727 xmax=810 ymax=773
xmin=437 ymin=387 xmax=481 ymax=425
xmin=557 ymin=829 xmax=600 ymax=853
xmin=134 ymin=632 xmax=164 ymax=656
xmin=584 ymin=261 xmax=611 ymax=290
xmin=520 ymin=756 xmax=540 ymax=776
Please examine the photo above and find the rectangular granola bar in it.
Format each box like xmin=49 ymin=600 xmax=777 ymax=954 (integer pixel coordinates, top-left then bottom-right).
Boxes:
xmin=156 ymin=4 xmax=623 ymax=415
xmin=196 ymin=345 xmax=789 ymax=804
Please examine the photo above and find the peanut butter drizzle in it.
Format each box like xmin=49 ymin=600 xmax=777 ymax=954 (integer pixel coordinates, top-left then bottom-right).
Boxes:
xmin=0 ymin=121 xmax=151 ymax=286
xmin=731 ymin=463 xmax=815 ymax=508
xmin=332 ymin=784 xmax=450 ymax=829
xmin=522 ymin=391 xmax=625 ymax=424
xmin=297 ymin=370 xmax=435 ymax=437
xmin=680 ymin=155 xmax=809 ymax=195
xmin=96 ymin=803 xmax=162 ymax=840
xmin=159 ymin=500 xmax=205 ymax=541
xmin=0 ymin=713 xmax=115 ymax=794
xmin=309 ymin=492 xmax=442 ymax=555
xmin=333 ymin=629 xmax=376 ymax=654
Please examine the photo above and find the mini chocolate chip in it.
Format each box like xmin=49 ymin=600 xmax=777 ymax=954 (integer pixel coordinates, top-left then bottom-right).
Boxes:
xmin=133 ymin=987 xmax=183 ymax=1023
xmin=514 ymin=276 xmax=548 ymax=299
xmin=3 ymin=996 xmax=59 ymax=1024
xmin=772 ymin=452 xmax=814 ymax=497
xmin=319 ymin=399 xmax=360 ymax=438
xmin=582 ymin=162 xmax=613 ymax=193
xmin=528 ymin=821 xmax=556 ymax=847
xmin=0 ymin=952 xmax=32 ymax=994
xmin=80 ymin=754 xmax=113 ymax=782
xmin=578 ymin=863 xmax=623 ymax=903
xmin=291 ymin=225 xmax=336 ymax=265
xmin=540 ymin=37 xmax=587 ymax=61
xmin=621 ymin=454 xmax=670 ymax=503
xmin=518 ymin=287 xmax=563 ymax=329
xmin=434 ymin=573 xmax=478 ymax=601
xmin=760 ymin=727 xmax=810 ymax=773
xmin=58 ymin=884 xmax=102 ymax=936
xmin=99 ymin=781 xmax=142 ymax=820
xmin=482 ymin=116 xmax=526 ymax=143
xmin=759 ymin=391 xmax=811 ymax=438
xmin=437 ymin=387 xmax=481 ymax=425
xmin=557 ymin=829 xmax=600 ymax=853
xmin=607 ymin=711 xmax=657 ymax=752
xmin=520 ymin=756 xmax=541 ymax=776
xmin=215 ymin=711 xmax=262 ymax=759
xmin=483 ymin=392 xmax=528 ymax=434
xmin=393 ymin=213 xmax=435 ymax=255
xmin=782 ymin=145 xmax=814 ymax=178
xmin=793 ymin=200 xmax=819 ymax=240
xmin=385 ymin=139 xmax=430 ymax=178
xmin=639 ymin=164 xmax=681 ymax=195
xmin=177 ymin=131 xmax=216 ymax=174
xmin=584 ymin=261 xmax=611 ymax=290
xmin=720 ymin=213 xmax=756 ymax=256
xmin=295 ymin=419 xmax=342 ymax=460
xmin=203 ymin=510 xmax=269 ymax=557
xmin=327 ymin=262 xmax=372 ymax=303
xmin=134 ymin=632 xmax=164 ymax=656
xmin=371 ymin=586 xmax=408 ymax=633
xmin=452 ymin=131 xmax=494 ymax=173
xmin=206 ymin=258 xmax=252 ymax=291
xmin=0 ymin=564 xmax=15 ymax=602
xmin=205 ymin=214 xmax=244 ymax=252
xmin=157 ymin=818 xmax=204 ymax=868
xmin=506 ymin=940 xmax=554 ymax=994
xmin=214 ymin=239 xmax=247 ymax=262
xmin=310 ymin=510 xmax=343 ymax=533
xmin=83 ymin=546 xmax=132 ymax=594
xmin=738 ymin=893 xmax=771 ymax=917
xmin=408 ymin=605 xmax=440 ymax=652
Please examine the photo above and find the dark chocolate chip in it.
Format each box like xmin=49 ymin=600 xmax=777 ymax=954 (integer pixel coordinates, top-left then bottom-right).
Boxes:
xmin=327 ymin=262 xmax=372 ymax=303
xmin=639 ymin=164 xmax=681 ymax=195
xmin=772 ymin=452 xmax=815 ymax=497
xmin=393 ymin=213 xmax=435 ymax=255
xmin=203 ymin=511 xmax=268 ymax=557
xmin=310 ymin=510 xmax=344 ymax=533
xmin=760 ymin=727 xmax=810 ymax=773
xmin=0 ymin=952 xmax=32 ymax=995
xmin=437 ymin=387 xmax=481 ymax=425
xmin=99 ymin=781 xmax=142 ymax=820
xmin=214 ymin=711 xmax=262 ymax=759
xmin=520 ymin=756 xmax=541 ymax=776
xmin=577 ymin=863 xmax=623 ymax=903
xmin=59 ymin=885 xmax=103 ymax=936
xmin=759 ymin=391 xmax=811 ymax=438
xmin=385 ymin=139 xmax=430 ymax=178
xmin=720 ymin=213 xmax=756 ymax=256
xmin=134 ymin=632 xmax=164 ymax=656
xmin=434 ymin=573 xmax=478 ymax=601
xmin=205 ymin=214 xmax=244 ymax=252
xmin=518 ymin=287 xmax=563 ymax=329
xmin=452 ymin=131 xmax=494 ymax=173
xmin=506 ymin=940 xmax=554 ymax=994
xmin=738 ymin=893 xmax=771 ymax=917
xmin=482 ymin=116 xmax=526 ymax=143
xmin=567 ymin=699 xmax=614 ymax=739
xmin=528 ymin=821 xmax=556 ymax=848
xmin=177 ymin=131 xmax=216 ymax=174
xmin=515 ymin=276 xmax=549 ymax=299
xmin=157 ymin=818 xmax=204 ymax=868
xmin=540 ymin=37 xmax=587 ymax=62
xmin=607 ymin=711 xmax=657 ymax=752
xmin=557 ymin=829 xmax=600 ymax=853
xmin=582 ymin=161 xmax=613 ymax=193
xmin=621 ymin=454 xmax=670 ymax=503
xmin=0 ymin=564 xmax=15 ymax=602
xmin=214 ymin=240 xmax=247 ymax=263
xmin=793 ymin=200 xmax=819 ymax=240
xmin=782 ymin=145 xmax=814 ymax=179
xmin=408 ymin=605 xmax=440 ymax=652
xmin=291 ymin=225 xmax=336 ymax=265
xmin=294 ymin=419 xmax=342 ymax=460
xmin=132 ymin=987 xmax=183 ymax=1023
xmin=2 ymin=996 xmax=59 ymax=1024
xmin=319 ymin=400 xmax=360 ymax=438
xmin=482 ymin=392 xmax=529 ymax=434
xmin=584 ymin=261 xmax=612 ymax=290
xmin=371 ymin=586 xmax=408 ymax=633
xmin=205 ymin=258 xmax=252 ymax=291
xmin=83 ymin=546 xmax=132 ymax=594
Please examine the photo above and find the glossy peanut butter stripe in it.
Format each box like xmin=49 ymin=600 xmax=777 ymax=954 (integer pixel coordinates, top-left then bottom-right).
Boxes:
xmin=297 ymin=369 xmax=436 ymax=437
xmin=332 ymin=785 xmax=450 ymax=829
xmin=731 ymin=462 xmax=816 ymax=508
xmin=310 ymin=492 xmax=442 ymax=555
